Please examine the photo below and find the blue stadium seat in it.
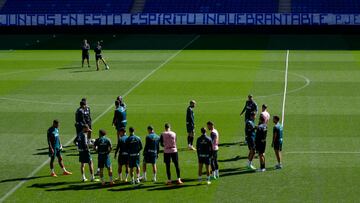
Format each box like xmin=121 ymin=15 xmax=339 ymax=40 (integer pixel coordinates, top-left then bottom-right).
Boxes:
xmin=0 ymin=0 xmax=133 ymax=14
xmin=292 ymin=0 xmax=360 ymax=13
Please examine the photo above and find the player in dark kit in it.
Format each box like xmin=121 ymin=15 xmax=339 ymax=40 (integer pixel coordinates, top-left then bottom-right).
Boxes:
xmin=272 ymin=115 xmax=283 ymax=169
xmin=245 ymin=111 xmax=257 ymax=170
xmin=240 ymin=94 xmax=258 ymax=142
xmin=112 ymin=100 xmax=127 ymax=139
xmin=126 ymin=127 xmax=143 ymax=184
xmin=116 ymin=96 xmax=127 ymax=110
xmin=114 ymin=128 xmax=129 ymax=182
xmin=81 ymin=98 xmax=92 ymax=142
xmin=186 ymin=100 xmax=196 ymax=150
xmin=255 ymin=116 xmax=267 ymax=172
xmin=47 ymin=120 xmax=72 ymax=177
xmin=94 ymin=129 xmax=113 ymax=186
xmin=196 ymin=127 xmax=213 ymax=185
xmin=142 ymin=126 xmax=160 ymax=182
xmin=81 ymin=39 xmax=90 ymax=68
xmin=74 ymin=124 xmax=97 ymax=182
xmin=94 ymin=41 xmax=109 ymax=71
xmin=75 ymin=101 xmax=87 ymax=138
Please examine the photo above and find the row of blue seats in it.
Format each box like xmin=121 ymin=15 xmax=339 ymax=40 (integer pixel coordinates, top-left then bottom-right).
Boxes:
xmin=0 ymin=0 xmax=133 ymax=13
xmin=1 ymin=0 xmax=360 ymax=14
xmin=292 ymin=0 xmax=360 ymax=13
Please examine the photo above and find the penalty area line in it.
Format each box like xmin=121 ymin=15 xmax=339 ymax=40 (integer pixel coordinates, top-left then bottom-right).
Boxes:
xmin=0 ymin=34 xmax=200 ymax=203
xmin=286 ymin=151 xmax=360 ymax=154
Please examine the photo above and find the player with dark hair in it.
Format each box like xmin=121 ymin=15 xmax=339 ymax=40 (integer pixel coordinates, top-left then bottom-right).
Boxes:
xmin=207 ymin=121 xmax=220 ymax=179
xmin=245 ymin=111 xmax=257 ymax=170
xmin=160 ymin=123 xmax=182 ymax=185
xmin=81 ymin=39 xmax=90 ymax=68
xmin=260 ymin=104 xmax=270 ymax=124
xmin=196 ymin=127 xmax=213 ymax=185
xmin=240 ymin=94 xmax=258 ymax=143
xmin=112 ymin=100 xmax=127 ymax=139
xmin=114 ymin=128 xmax=129 ymax=182
xmin=272 ymin=116 xmax=283 ymax=169
xmin=186 ymin=100 xmax=196 ymax=150
xmin=94 ymin=129 xmax=113 ymax=186
xmin=116 ymin=96 xmax=127 ymax=110
xmin=142 ymin=125 xmax=160 ymax=182
xmin=94 ymin=41 xmax=109 ymax=71
xmin=74 ymin=124 xmax=96 ymax=182
xmin=126 ymin=127 xmax=143 ymax=184
xmin=47 ymin=120 xmax=72 ymax=177
xmin=81 ymin=98 xmax=92 ymax=142
xmin=255 ymin=116 xmax=267 ymax=172
xmin=75 ymin=101 xmax=87 ymax=138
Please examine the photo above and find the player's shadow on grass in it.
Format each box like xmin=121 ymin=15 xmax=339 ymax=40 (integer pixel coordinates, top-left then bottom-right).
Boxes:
xmin=219 ymin=141 xmax=245 ymax=148
xmin=108 ymin=184 xmax=158 ymax=192
xmin=218 ymin=155 xmax=248 ymax=162
xmin=219 ymin=167 xmax=256 ymax=177
xmin=45 ymin=182 xmax=109 ymax=191
xmin=70 ymin=69 xmax=97 ymax=73
xmin=0 ymin=175 xmax=48 ymax=184
xmin=57 ymin=66 xmax=80 ymax=70
xmin=29 ymin=181 xmax=78 ymax=189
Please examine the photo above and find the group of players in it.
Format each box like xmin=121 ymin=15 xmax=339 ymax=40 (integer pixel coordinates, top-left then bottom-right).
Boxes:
xmin=46 ymin=94 xmax=283 ymax=186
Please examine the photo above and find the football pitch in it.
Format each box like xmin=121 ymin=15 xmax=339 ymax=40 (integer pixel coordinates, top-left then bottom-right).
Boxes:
xmin=0 ymin=34 xmax=359 ymax=202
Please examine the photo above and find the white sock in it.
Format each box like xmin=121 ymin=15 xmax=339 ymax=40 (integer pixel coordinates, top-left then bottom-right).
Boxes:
xmin=119 ymin=173 xmax=122 ymax=179
xmin=82 ymin=174 xmax=86 ymax=180
xmin=143 ymin=172 xmax=147 ymax=178
xmin=51 ymin=168 xmax=55 ymax=173
xmin=97 ymin=168 xmax=100 ymax=172
xmin=153 ymin=173 xmax=157 ymax=179
xmin=198 ymin=176 xmax=202 ymax=181
xmin=125 ymin=173 xmax=129 ymax=179
xmin=62 ymin=167 xmax=67 ymax=172
xmin=207 ymin=176 xmax=211 ymax=181
xmin=109 ymin=176 xmax=113 ymax=182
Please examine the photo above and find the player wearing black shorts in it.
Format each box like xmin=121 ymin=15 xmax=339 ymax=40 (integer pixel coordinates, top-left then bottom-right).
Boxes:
xmin=245 ymin=111 xmax=257 ymax=170
xmin=81 ymin=98 xmax=92 ymax=142
xmin=186 ymin=100 xmax=196 ymax=150
xmin=114 ymin=128 xmax=129 ymax=182
xmin=81 ymin=39 xmax=90 ymax=68
xmin=47 ymin=120 xmax=72 ymax=177
xmin=75 ymin=101 xmax=86 ymax=138
xmin=94 ymin=41 xmax=109 ymax=71
xmin=272 ymin=115 xmax=283 ymax=169
xmin=94 ymin=129 xmax=113 ymax=186
xmin=142 ymin=126 xmax=160 ymax=182
xmin=126 ymin=127 xmax=143 ymax=184
xmin=113 ymin=100 xmax=127 ymax=139
xmin=74 ymin=124 xmax=96 ymax=182
xmin=196 ymin=127 xmax=213 ymax=185
xmin=240 ymin=94 xmax=258 ymax=143
xmin=255 ymin=116 xmax=267 ymax=172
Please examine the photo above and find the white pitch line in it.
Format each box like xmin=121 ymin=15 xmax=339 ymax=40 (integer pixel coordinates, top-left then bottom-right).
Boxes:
xmin=286 ymin=151 xmax=360 ymax=154
xmin=0 ymin=35 xmax=200 ymax=203
xmin=281 ymin=50 xmax=290 ymax=127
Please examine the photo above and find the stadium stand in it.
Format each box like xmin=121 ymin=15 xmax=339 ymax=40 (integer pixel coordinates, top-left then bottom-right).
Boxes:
xmin=0 ymin=0 xmax=133 ymax=13
xmin=292 ymin=0 xmax=360 ymax=13
xmin=143 ymin=0 xmax=279 ymax=13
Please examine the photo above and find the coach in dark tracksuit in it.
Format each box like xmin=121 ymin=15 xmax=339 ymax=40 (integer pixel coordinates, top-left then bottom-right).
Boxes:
xmin=240 ymin=94 xmax=258 ymax=142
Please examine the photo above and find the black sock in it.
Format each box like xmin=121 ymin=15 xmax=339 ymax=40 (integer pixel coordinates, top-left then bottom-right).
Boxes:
xmin=187 ymin=136 xmax=190 ymax=145
xmin=190 ymin=136 xmax=194 ymax=146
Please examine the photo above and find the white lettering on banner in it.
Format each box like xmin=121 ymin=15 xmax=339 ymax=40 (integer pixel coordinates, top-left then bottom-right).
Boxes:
xmin=1 ymin=13 xmax=360 ymax=26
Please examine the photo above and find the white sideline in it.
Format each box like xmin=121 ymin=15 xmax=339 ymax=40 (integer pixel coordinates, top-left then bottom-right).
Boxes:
xmin=0 ymin=34 xmax=200 ymax=203
xmin=281 ymin=50 xmax=290 ymax=127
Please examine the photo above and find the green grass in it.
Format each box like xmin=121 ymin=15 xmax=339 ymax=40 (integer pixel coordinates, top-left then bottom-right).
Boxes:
xmin=0 ymin=35 xmax=360 ymax=202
